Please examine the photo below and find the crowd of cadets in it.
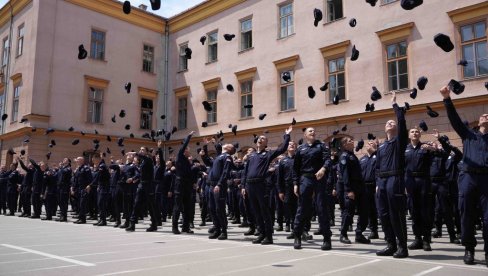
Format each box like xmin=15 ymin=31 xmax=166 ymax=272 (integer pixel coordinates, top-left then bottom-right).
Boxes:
xmin=0 ymin=87 xmax=486 ymax=266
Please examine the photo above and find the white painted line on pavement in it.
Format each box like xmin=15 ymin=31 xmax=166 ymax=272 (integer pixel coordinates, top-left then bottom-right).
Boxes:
xmin=10 ymin=264 xmax=79 ymax=274
xmin=413 ymin=266 xmax=443 ymax=276
xmin=314 ymin=259 xmax=382 ymax=276
xmin=1 ymin=244 xmax=95 ymax=267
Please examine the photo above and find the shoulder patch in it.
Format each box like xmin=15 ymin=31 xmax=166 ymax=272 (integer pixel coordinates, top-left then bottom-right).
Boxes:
xmin=341 ymin=159 xmax=347 ymax=165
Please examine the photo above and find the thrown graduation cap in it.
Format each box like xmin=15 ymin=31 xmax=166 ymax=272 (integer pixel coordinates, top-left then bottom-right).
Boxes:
xmin=419 ymin=120 xmax=428 ymax=132
xmin=401 ymin=0 xmax=423 ymax=10
xmin=164 ymin=132 xmax=171 ymax=141
xmin=185 ymin=47 xmax=192 ymax=59
xmin=1 ymin=114 xmax=7 ymax=121
xmin=226 ymin=84 xmax=234 ymax=92
xmin=223 ymin=34 xmax=235 ymax=41
xmin=149 ymin=0 xmax=160 ymax=10
xmin=117 ymin=137 xmax=124 ymax=147
xmin=417 ymin=76 xmax=428 ymax=90
xmin=228 ymin=124 xmax=233 ymax=129
xmin=232 ymin=125 xmax=237 ymax=135
xmin=253 ymin=134 xmax=259 ymax=144
xmin=233 ymin=142 xmax=239 ymax=149
xmin=119 ymin=110 xmax=126 ymax=118
xmin=125 ymin=124 xmax=131 ymax=130
xmin=308 ymin=86 xmax=316 ymax=99
xmin=349 ymin=18 xmax=357 ymax=27
xmin=121 ymin=149 xmax=126 ymax=156
xmin=341 ymin=125 xmax=348 ymax=132
xmin=365 ymin=103 xmax=372 ymax=112
xmin=129 ymin=133 xmax=135 ymax=138
xmin=448 ymin=79 xmax=465 ymax=95
xmin=485 ymin=82 xmax=488 ymax=90
xmin=282 ymin=71 xmax=291 ymax=82
xmin=94 ymin=129 xmax=99 ymax=135
xmin=7 ymin=148 xmax=16 ymax=155
xmin=404 ymin=102 xmax=411 ymax=111
xmin=50 ymin=139 xmax=56 ymax=146
xmin=31 ymin=127 xmax=36 ymax=132
xmin=371 ymin=86 xmax=382 ymax=101
xmin=258 ymin=113 xmax=266 ymax=120
xmin=20 ymin=149 xmax=25 ymax=156
xmin=458 ymin=59 xmax=468 ymax=67
xmin=94 ymin=143 xmax=100 ymax=151
xmin=160 ymin=115 xmax=166 ymax=120
xmin=78 ymin=44 xmax=87 ymax=60
xmin=298 ymin=138 xmax=304 ymax=145
xmin=46 ymin=152 xmax=51 ymax=160
xmin=355 ymin=139 xmax=364 ymax=152
xmin=80 ymin=131 xmax=85 ymax=136
xmin=122 ymin=1 xmax=131 ymax=14
xmin=357 ymin=118 xmax=362 ymax=124
xmin=125 ymin=82 xmax=131 ymax=93
xmin=292 ymin=118 xmax=296 ymax=125
xmin=367 ymin=133 xmax=376 ymax=140
xmin=202 ymin=121 xmax=208 ymax=127
xmin=171 ymin=126 xmax=178 ymax=134
xmin=434 ymin=33 xmax=454 ymax=52
xmin=351 ymin=45 xmax=359 ymax=61
xmin=332 ymin=94 xmax=340 ymax=105
xmin=301 ymin=127 xmax=307 ymax=132
xmin=426 ymin=105 xmax=439 ymax=118
xmin=20 ymin=118 xmax=28 ymax=123
xmin=23 ymin=138 xmax=30 ymax=143
xmin=365 ymin=0 xmax=378 ymax=6
xmin=45 ymin=128 xmax=55 ymax=135
xmin=72 ymin=139 xmax=80 ymax=145
xmin=313 ymin=8 xmax=323 ymax=27
xmin=332 ymin=129 xmax=340 ymax=136
xmin=410 ymin=88 xmax=418 ymax=99
xmin=48 ymin=143 xmax=54 ymax=148
xmin=200 ymin=36 xmax=206 ymax=45
xmin=111 ymin=115 xmax=116 ymax=123
xmin=202 ymin=101 xmax=213 ymax=112
xmin=106 ymin=135 xmax=112 ymax=142
xmin=243 ymin=104 xmax=253 ymax=109
xmin=320 ymin=82 xmax=329 ymax=92
xmin=142 ymin=133 xmax=150 ymax=139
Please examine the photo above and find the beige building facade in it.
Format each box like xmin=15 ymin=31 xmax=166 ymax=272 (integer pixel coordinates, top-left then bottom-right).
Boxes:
xmin=0 ymin=0 xmax=487 ymax=165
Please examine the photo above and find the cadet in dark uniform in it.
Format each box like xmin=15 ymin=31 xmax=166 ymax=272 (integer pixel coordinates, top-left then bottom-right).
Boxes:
xmin=277 ymin=141 xmax=297 ymax=238
xmin=0 ymin=165 xmax=7 ymax=215
xmin=359 ymin=141 xmax=379 ymax=239
xmin=30 ymin=159 xmax=46 ymax=219
xmin=90 ymin=155 xmax=110 ymax=226
xmin=42 ymin=166 xmax=57 ymax=220
xmin=292 ymin=127 xmax=331 ymax=250
xmin=109 ymin=163 xmax=122 ymax=227
xmin=18 ymin=157 xmax=34 ymax=218
xmin=73 ymin=157 xmax=93 ymax=224
xmin=56 ymin=158 xmax=72 ymax=222
xmin=404 ymin=127 xmax=435 ymax=251
xmin=119 ymin=153 xmax=139 ymax=228
xmin=162 ymin=160 xmax=175 ymax=223
xmin=153 ymin=141 xmax=165 ymax=226
xmin=7 ymin=163 xmax=21 ymax=216
xmin=440 ymin=86 xmax=488 ymax=265
xmin=242 ymin=126 xmax=292 ymax=245
xmin=375 ymin=92 xmax=409 ymax=258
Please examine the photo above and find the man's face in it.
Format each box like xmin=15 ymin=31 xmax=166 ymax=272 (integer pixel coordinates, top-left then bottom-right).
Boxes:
xmin=409 ymin=128 xmax=421 ymax=141
xmin=385 ymin=120 xmax=397 ymax=133
xmin=256 ymin=136 xmax=268 ymax=148
xmin=139 ymin=147 xmax=147 ymax=155
xmin=479 ymin=114 xmax=488 ymax=126
xmin=305 ymin=128 xmax=315 ymax=141
xmin=343 ymin=138 xmax=355 ymax=151
xmin=366 ymin=141 xmax=377 ymax=153
xmin=288 ymin=141 xmax=296 ymax=151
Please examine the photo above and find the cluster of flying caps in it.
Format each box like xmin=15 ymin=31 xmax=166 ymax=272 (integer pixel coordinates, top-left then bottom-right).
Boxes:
xmin=401 ymin=0 xmax=423 ymax=10
xmin=224 ymin=34 xmax=235 ymax=41
xmin=448 ymin=79 xmax=465 ymax=95
xmin=365 ymin=102 xmax=375 ymax=112
xmin=313 ymin=8 xmax=323 ymax=27
xmin=434 ymin=33 xmax=454 ymax=52
xmin=370 ymin=86 xmax=382 ymax=101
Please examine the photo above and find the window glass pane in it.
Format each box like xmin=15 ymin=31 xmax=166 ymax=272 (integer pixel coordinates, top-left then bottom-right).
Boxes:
xmin=287 ymin=86 xmax=294 ymax=109
xmin=463 ymin=62 xmax=475 ymax=78
xmin=338 ymin=86 xmax=345 ymax=100
xmin=241 ymin=19 xmax=252 ymax=32
xmin=208 ymin=91 xmax=216 ymax=100
xmin=329 ymin=75 xmax=337 ymax=89
xmin=280 ymin=4 xmax=292 ymax=16
xmin=209 ymin=32 xmax=218 ymax=43
xmin=337 ymin=57 xmax=345 ymax=71
xmin=399 ymin=74 xmax=409 ymax=89
xmin=474 ymin=22 xmax=486 ymax=39
xmin=337 ymin=73 xmax=345 ymax=87
xmin=387 ymin=44 xmax=397 ymax=59
xmin=478 ymin=59 xmax=488 ymax=75
xmin=329 ymin=60 xmax=337 ymax=73
xmin=476 ymin=41 xmax=487 ymax=60
xmin=387 ymin=61 xmax=397 ymax=77
xmin=463 ymin=44 xmax=474 ymax=61
xmin=461 ymin=25 xmax=473 ymax=42
xmin=398 ymin=59 xmax=408 ymax=74
xmin=389 ymin=76 xmax=398 ymax=91
xmin=399 ymin=42 xmax=407 ymax=56
xmin=288 ymin=16 xmax=293 ymax=34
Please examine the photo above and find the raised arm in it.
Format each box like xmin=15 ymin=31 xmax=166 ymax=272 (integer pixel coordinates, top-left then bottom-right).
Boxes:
xmin=271 ymin=126 xmax=292 ymax=160
xmin=440 ymin=86 xmax=470 ymax=140
xmin=178 ymin=131 xmax=194 ymax=160
xmin=392 ymin=92 xmax=407 ymax=151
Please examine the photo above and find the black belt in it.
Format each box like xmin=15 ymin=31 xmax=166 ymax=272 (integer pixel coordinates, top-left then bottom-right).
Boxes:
xmin=246 ymin=178 xmax=265 ymax=184
xmin=364 ymin=181 xmax=375 ymax=185
xmin=301 ymin=173 xmax=315 ymax=178
xmin=378 ymin=170 xmax=404 ymax=178
xmin=410 ymin=171 xmax=428 ymax=177
xmin=461 ymin=167 xmax=488 ymax=175
xmin=431 ymin=176 xmax=446 ymax=182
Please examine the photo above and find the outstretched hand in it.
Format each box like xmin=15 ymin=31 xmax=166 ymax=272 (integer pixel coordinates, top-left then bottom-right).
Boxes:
xmin=440 ymin=86 xmax=450 ymax=99
xmin=391 ymin=91 xmax=397 ymax=105
xmin=431 ymin=129 xmax=440 ymax=139
xmin=285 ymin=125 xmax=293 ymax=135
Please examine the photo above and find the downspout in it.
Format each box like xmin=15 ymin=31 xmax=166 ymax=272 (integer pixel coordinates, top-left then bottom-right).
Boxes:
xmin=163 ymin=19 xmax=169 ymax=160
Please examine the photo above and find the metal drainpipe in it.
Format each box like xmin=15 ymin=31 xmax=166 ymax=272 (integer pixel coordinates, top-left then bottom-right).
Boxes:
xmin=163 ymin=20 xmax=169 ymax=160
xmin=0 ymin=1 xmax=15 ymax=164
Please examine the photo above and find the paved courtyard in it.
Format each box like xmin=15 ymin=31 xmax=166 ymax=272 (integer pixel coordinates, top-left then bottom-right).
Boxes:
xmin=0 ymin=208 xmax=487 ymax=276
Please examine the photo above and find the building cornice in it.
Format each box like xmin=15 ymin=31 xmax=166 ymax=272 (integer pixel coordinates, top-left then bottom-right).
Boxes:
xmin=174 ymin=86 xmax=190 ymax=97
xmin=234 ymin=67 xmax=257 ymax=81
xmin=64 ymin=0 xmax=166 ymax=34
xmin=0 ymin=0 xmax=31 ymax=28
xmin=202 ymin=77 xmax=221 ymax=91
xmin=447 ymin=2 xmax=488 ymax=23
xmin=138 ymin=86 xmax=158 ymax=99
xmin=376 ymin=22 xmax=415 ymax=43
xmin=319 ymin=40 xmax=350 ymax=59
xmin=273 ymin=55 xmax=300 ymax=71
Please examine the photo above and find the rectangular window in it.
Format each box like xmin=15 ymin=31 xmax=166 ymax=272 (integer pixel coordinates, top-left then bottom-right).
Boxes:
xmin=326 ymin=0 xmax=343 ymax=22
xmin=2 ymin=37 xmax=8 ymax=66
xmin=279 ymin=3 xmax=294 ymax=38
xmin=178 ymin=97 xmax=187 ymax=129
xmin=140 ymin=98 xmax=153 ymax=130
xmin=328 ymin=57 xmax=346 ymax=102
xmin=90 ymin=29 xmax=105 ymax=60
xmin=143 ymin=44 xmax=154 ymax=73
xmin=208 ymin=31 xmax=218 ymax=63
xmin=11 ymin=85 xmax=20 ymax=122
xmin=386 ymin=41 xmax=409 ymax=91
xmin=240 ymin=80 xmax=253 ymax=118
xmin=207 ymin=90 xmax=217 ymax=123
xmin=240 ymin=18 xmax=253 ymax=51
xmin=17 ymin=24 xmax=24 ymax=57
xmin=87 ymin=87 xmax=103 ymax=124
xmin=179 ymin=43 xmax=188 ymax=71
xmin=280 ymin=70 xmax=294 ymax=111
xmin=461 ymin=21 xmax=487 ymax=78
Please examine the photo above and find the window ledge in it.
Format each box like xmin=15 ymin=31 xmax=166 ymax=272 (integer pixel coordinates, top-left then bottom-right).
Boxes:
xmin=205 ymin=60 xmax=218 ymax=65
xmin=239 ymin=116 xmax=254 ymax=121
xmin=142 ymin=70 xmax=156 ymax=76
xmin=323 ymin=17 xmax=347 ymax=26
xmin=461 ymin=74 xmax=488 ymax=83
xmin=278 ymin=108 xmax=296 ymax=114
xmin=277 ymin=33 xmax=296 ymax=41
xmin=89 ymin=58 xmax=108 ymax=63
xmin=380 ymin=0 xmax=399 ymax=7
xmin=177 ymin=69 xmax=188 ymax=74
xmin=326 ymin=99 xmax=349 ymax=106
xmin=383 ymin=88 xmax=411 ymax=95
xmin=206 ymin=122 xmax=218 ymax=126
xmin=238 ymin=47 xmax=254 ymax=54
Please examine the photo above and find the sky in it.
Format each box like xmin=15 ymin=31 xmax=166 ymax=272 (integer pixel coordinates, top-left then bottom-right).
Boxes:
xmin=0 ymin=0 xmax=206 ymax=18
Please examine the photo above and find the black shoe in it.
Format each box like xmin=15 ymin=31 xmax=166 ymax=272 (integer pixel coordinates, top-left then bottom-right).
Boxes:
xmin=302 ymin=231 xmax=312 ymax=241
xmin=432 ymin=229 xmax=442 ymax=238
xmin=348 ymin=225 xmax=353 ymax=232
xmin=285 ymin=225 xmax=291 ymax=232
xmin=422 ymin=241 xmax=432 ymax=251
xmin=119 ymin=221 xmax=129 ymax=229
xmin=146 ymin=225 xmax=157 ymax=232
xmin=275 ymin=225 xmax=283 ymax=232
xmin=113 ymin=221 xmax=121 ymax=228
xmin=368 ymin=231 xmax=379 ymax=240
xmin=157 ymin=221 xmax=162 ymax=226
xmin=340 ymin=235 xmax=351 ymax=244
xmin=330 ymin=219 xmax=335 ymax=226
xmin=294 ymin=236 xmax=302 ymax=249
xmin=217 ymin=232 xmax=228 ymax=240
xmin=199 ymin=222 xmax=206 ymax=227
xmin=125 ymin=223 xmax=135 ymax=232
xmin=29 ymin=215 xmax=40 ymax=219
xmin=244 ymin=228 xmax=255 ymax=236
xmin=58 ymin=217 xmax=67 ymax=222
xmin=208 ymin=226 xmax=216 ymax=234
xmin=313 ymin=229 xmax=322 ymax=235
xmin=408 ymin=239 xmax=423 ymax=250
xmin=261 ymin=237 xmax=273 ymax=245
xmin=376 ymin=243 xmax=397 ymax=256
xmin=252 ymin=235 xmax=265 ymax=244
xmin=182 ymin=229 xmax=194 ymax=234
xmin=393 ymin=246 xmax=409 ymax=258
xmin=18 ymin=213 xmax=25 ymax=217
xmin=321 ymin=239 xmax=332 ymax=251
xmin=7 ymin=212 xmax=15 ymax=216
xmin=231 ymin=219 xmax=241 ymax=225
xmin=355 ymin=234 xmax=371 ymax=244
xmin=463 ymin=249 xmax=475 ymax=265
xmin=93 ymin=220 xmax=102 ymax=226
xmin=286 ymin=233 xmax=295 ymax=239
xmin=254 ymin=230 xmax=261 ymax=237
xmin=108 ymin=217 xmax=116 ymax=222
xmin=209 ymin=231 xmax=221 ymax=239
xmin=172 ymin=228 xmax=181 ymax=235
xmin=449 ymin=236 xmax=461 ymax=244
xmin=238 ymin=221 xmax=249 ymax=228
xmin=73 ymin=219 xmax=86 ymax=224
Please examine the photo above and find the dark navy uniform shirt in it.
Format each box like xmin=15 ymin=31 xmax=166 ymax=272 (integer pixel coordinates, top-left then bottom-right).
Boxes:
xmin=292 ymin=139 xmax=330 ymax=186
xmin=339 ymin=150 xmax=364 ymax=193
xmin=360 ymin=152 xmax=377 ymax=184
